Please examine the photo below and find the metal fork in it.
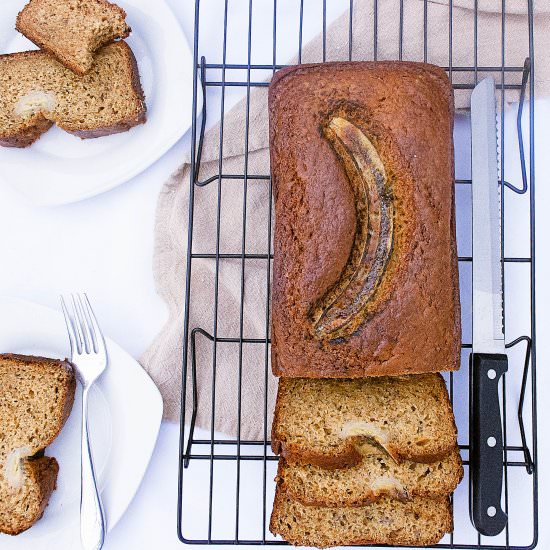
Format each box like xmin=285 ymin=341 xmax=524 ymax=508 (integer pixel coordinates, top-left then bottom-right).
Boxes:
xmin=61 ymin=294 xmax=107 ymax=550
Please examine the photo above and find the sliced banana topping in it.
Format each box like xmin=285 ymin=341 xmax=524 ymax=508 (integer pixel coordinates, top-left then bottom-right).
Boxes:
xmin=310 ymin=116 xmax=394 ymax=340
xmin=371 ymin=475 xmax=408 ymax=500
xmin=3 ymin=446 xmax=32 ymax=489
xmin=15 ymin=90 xmax=57 ymax=118
xmin=340 ymin=420 xmax=398 ymax=462
xmin=340 ymin=420 xmax=389 ymax=441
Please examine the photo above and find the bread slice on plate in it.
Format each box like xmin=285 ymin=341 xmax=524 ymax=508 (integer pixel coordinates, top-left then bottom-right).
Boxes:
xmin=270 ymin=487 xmax=453 ymax=548
xmin=0 ymin=354 xmax=76 ymax=535
xmin=16 ymin=0 xmax=131 ymax=75
xmin=272 ymin=374 xmax=458 ymax=468
xmin=0 ymin=41 xmax=146 ymax=148
xmin=276 ymin=446 xmax=463 ymax=507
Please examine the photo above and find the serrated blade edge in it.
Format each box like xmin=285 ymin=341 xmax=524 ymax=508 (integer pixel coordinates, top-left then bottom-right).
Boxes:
xmin=471 ymin=77 xmax=505 ymax=354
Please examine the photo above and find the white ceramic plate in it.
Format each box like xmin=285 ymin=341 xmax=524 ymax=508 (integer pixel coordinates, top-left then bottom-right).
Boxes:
xmin=0 ymin=296 xmax=163 ymax=549
xmin=0 ymin=0 xmax=200 ymax=206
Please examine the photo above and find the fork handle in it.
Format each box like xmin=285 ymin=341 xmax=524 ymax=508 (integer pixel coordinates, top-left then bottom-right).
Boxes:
xmin=80 ymin=387 xmax=106 ymax=550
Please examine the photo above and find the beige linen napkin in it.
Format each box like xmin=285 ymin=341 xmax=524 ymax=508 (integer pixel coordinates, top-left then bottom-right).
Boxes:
xmin=141 ymin=0 xmax=549 ymax=439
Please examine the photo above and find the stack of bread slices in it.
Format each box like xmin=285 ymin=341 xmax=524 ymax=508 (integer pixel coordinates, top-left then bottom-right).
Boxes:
xmin=0 ymin=0 xmax=146 ymax=148
xmin=269 ymin=377 xmax=463 ymax=547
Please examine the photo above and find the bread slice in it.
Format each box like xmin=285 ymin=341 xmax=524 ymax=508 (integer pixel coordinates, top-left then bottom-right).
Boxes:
xmin=0 ymin=354 xmax=76 ymax=535
xmin=0 ymin=41 xmax=146 ymax=148
xmin=270 ymin=487 xmax=453 ymax=547
xmin=272 ymin=375 xmax=458 ymax=467
xmin=276 ymin=446 xmax=463 ymax=507
xmin=16 ymin=0 xmax=130 ymax=75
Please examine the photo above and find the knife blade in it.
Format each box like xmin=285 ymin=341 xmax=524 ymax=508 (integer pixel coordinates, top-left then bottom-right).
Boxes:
xmin=471 ymin=77 xmax=505 ymax=355
xmin=469 ymin=76 xmax=508 ymax=537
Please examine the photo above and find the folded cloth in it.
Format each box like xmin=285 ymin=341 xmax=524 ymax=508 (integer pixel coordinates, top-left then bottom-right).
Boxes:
xmin=141 ymin=0 xmax=548 ymax=438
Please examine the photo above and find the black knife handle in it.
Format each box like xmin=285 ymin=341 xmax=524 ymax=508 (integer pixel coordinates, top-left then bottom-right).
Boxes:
xmin=469 ymin=352 xmax=508 ymax=536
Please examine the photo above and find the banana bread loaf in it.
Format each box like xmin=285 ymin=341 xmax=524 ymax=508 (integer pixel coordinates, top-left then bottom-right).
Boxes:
xmin=269 ymin=61 xmax=460 ymax=378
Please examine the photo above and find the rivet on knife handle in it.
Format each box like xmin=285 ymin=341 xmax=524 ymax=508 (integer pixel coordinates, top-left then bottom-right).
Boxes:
xmin=469 ymin=352 xmax=508 ymax=536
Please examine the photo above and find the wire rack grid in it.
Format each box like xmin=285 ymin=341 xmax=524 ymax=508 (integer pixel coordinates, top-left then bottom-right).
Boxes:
xmin=178 ymin=1 xmax=537 ymax=548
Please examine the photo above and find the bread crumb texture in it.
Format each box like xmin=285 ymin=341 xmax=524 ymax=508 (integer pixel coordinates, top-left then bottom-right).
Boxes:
xmin=272 ymin=375 xmax=458 ymax=466
xmin=270 ymin=488 xmax=453 ymax=547
xmin=16 ymin=0 xmax=130 ymax=75
xmin=0 ymin=354 xmax=75 ymax=535
xmin=276 ymin=446 xmax=463 ymax=507
xmin=0 ymin=41 xmax=146 ymax=147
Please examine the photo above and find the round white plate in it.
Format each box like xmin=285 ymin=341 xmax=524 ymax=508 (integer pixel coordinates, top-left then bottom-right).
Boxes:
xmin=0 ymin=296 xmax=163 ymax=549
xmin=0 ymin=0 xmax=200 ymax=206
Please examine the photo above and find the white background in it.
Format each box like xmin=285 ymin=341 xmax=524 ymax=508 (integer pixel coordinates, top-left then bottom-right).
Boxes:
xmin=0 ymin=1 xmax=549 ymax=549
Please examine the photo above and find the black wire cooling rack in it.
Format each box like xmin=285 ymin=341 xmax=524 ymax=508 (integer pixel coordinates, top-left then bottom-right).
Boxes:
xmin=177 ymin=1 xmax=537 ymax=548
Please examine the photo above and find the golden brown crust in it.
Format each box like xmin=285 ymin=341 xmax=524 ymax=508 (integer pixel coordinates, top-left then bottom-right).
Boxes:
xmin=269 ymin=61 xmax=461 ymax=379
xmin=58 ymin=368 xmax=77 ymax=435
xmin=0 ymin=116 xmax=53 ymax=148
xmin=0 ymin=352 xmax=72 ymax=370
xmin=271 ymin=438 xmax=363 ymax=470
xmin=273 ymin=436 xmax=454 ymax=468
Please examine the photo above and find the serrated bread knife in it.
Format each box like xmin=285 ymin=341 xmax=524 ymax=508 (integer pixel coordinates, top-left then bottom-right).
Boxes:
xmin=469 ymin=77 xmax=508 ymax=537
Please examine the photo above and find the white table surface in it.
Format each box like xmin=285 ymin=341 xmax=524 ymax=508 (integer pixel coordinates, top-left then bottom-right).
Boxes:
xmin=0 ymin=1 xmax=549 ymax=549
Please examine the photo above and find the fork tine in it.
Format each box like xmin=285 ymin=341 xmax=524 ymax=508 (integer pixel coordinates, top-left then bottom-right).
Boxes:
xmin=76 ymin=293 xmax=95 ymax=353
xmin=60 ymin=296 xmax=78 ymax=356
xmin=78 ymin=294 xmax=98 ymax=353
xmin=72 ymin=294 xmax=90 ymax=354
xmin=83 ymin=294 xmax=107 ymax=356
